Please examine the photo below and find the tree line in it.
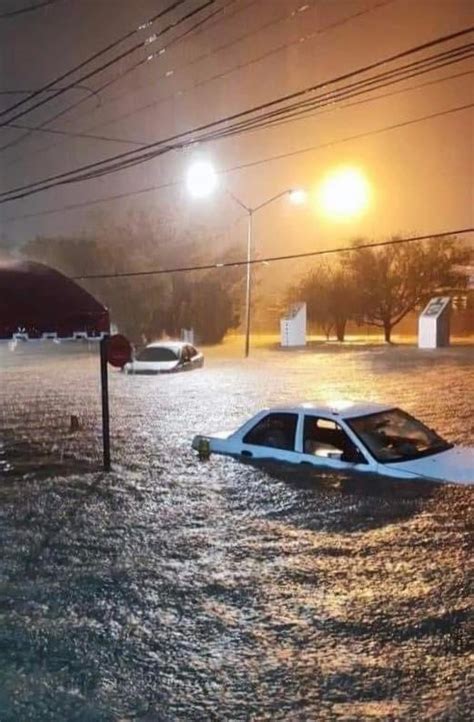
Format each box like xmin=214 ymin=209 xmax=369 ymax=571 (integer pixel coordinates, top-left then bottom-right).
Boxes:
xmin=21 ymin=213 xmax=241 ymax=345
xmin=287 ymin=236 xmax=472 ymax=342
xmin=17 ymin=219 xmax=472 ymax=345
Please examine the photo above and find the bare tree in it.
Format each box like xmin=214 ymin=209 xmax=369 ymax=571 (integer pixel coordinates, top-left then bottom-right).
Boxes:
xmin=289 ymin=262 xmax=356 ymax=341
xmin=348 ymin=236 xmax=471 ymax=342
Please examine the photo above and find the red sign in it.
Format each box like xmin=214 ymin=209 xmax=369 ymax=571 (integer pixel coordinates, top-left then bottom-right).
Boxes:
xmin=107 ymin=334 xmax=132 ymax=368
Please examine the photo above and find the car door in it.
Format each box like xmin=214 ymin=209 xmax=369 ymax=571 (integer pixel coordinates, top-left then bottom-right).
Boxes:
xmin=299 ymin=415 xmax=369 ymax=472
xmin=238 ymin=412 xmax=300 ymax=462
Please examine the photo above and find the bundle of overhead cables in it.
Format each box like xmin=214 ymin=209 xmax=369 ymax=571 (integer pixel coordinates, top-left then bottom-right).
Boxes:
xmin=0 ymin=0 xmax=471 ymax=205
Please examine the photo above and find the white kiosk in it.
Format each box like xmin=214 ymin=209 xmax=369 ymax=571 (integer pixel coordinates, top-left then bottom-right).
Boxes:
xmin=418 ymin=297 xmax=451 ymax=349
xmin=280 ymin=302 xmax=307 ymax=347
xmin=181 ymin=328 xmax=194 ymax=344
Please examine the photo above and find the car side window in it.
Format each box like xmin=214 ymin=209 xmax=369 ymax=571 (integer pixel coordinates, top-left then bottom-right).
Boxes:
xmin=303 ymin=416 xmax=365 ymax=462
xmin=243 ymin=413 xmax=298 ymax=451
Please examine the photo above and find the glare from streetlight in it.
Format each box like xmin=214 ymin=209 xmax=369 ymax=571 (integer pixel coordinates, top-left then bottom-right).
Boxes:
xmin=289 ymin=188 xmax=307 ymax=205
xmin=318 ymin=167 xmax=370 ymax=219
xmin=186 ymin=160 xmax=218 ymax=198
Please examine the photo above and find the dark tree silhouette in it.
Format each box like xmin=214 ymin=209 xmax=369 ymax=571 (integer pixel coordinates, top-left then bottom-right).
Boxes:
xmin=348 ymin=236 xmax=471 ymax=342
xmin=22 ymin=215 xmax=241 ymax=345
xmin=289 ymin=262 xmax=356 ymax=341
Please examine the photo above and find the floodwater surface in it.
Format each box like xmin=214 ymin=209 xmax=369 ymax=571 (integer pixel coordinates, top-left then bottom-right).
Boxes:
xmin=0 ymin=342 xmax=472 ymax=720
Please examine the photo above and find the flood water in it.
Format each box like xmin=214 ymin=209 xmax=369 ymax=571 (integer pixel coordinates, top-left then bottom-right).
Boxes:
xmin=0 ymin=341 xmax=473 ymax=720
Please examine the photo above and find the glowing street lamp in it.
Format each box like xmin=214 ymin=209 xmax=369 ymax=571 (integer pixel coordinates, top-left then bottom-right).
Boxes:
xmin=186 ymin=160 xmax=305 ymax=357
xmin=289 ymin=188 xmax=307 ymax=205
xmin=318 ymin=167 xmax=370 ymax=219
xmin=186 ymin=160 xmax=218 ymax=198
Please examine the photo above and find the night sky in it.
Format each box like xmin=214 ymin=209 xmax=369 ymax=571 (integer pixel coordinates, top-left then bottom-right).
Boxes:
xmin=0 ymin=0 xmax=472 ymax=261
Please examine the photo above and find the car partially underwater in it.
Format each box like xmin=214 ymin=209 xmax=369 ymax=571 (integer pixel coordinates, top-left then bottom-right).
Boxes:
xmin=192 ymin=402 xmax=473 ymax=486
xmin=123 ymin=341 xmax=204 ymax=374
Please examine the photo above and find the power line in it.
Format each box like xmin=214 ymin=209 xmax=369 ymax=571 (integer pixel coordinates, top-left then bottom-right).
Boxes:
xmin=0 ymin=0 xmax=61 ymax=19
xmin=60 ymin=48 xmax=472 ymax=189
xmin=5 ymin=121 xmax=148 ymax=147
xmin=0 ymin=0 xmax=236 ymax=150
xmin=0 ymin=0 xmax=236 ymax=156
xmin=0 ymin=32 xmax=472 ymax=203
xmin=82 ymin=0 xmax=396 ymax=136
xmin=0 ymin=0 xmax=289 ymax=159
xmin=224 ymin=102 xmax=474 ymax=174
xmin=1 ymin=39 xmax=471 ymax=196
xmin=188 ymin=43 xmax=473 ymax=136
xmin=65 ymin=0 xmax=318 ymax=137
xmin=0 ymin=85 xmax=97 ymax=97
xmin=6 ymin=0 xmax=391 ymax=165
xmin=0 ymin=0 xmax=214 ymax=128
xmin=2 ymin=91 xmax=472 ymax=209
xmin=71 ymin=229 xmax=474 ymax=281
xmin=0 ymin=0 xmax=191 ymax=121
xmin=3 ymin=77 xmax=472 ymax=226
xmin=201 ymin=45 xmax=474 ymax=139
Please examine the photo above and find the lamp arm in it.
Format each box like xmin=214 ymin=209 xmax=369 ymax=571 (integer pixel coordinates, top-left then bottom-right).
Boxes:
xmin=224 ymin=188 xmax=293 ymax=215
xmin=224 ymin=188 xmax=251 ymax=213
xmin=252 ymin=189 xmax=292 ymax=214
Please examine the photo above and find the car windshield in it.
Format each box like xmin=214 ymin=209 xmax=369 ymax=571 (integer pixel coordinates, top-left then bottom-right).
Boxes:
xmin=137 ymin=347 xmax=178 ymax=362
xmin=347 ymin=408 xmax=452 ymax=463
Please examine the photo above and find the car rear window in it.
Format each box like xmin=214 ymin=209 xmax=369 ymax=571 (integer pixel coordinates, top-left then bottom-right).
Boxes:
xmin=137 ymin=347 xmax=178 ymax=362
xmin=243 ymin=413 xmax=298 ymax=450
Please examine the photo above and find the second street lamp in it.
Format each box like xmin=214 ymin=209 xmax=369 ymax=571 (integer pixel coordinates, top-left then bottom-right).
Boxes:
xmin=186 ymin=161 xmax=306 ymax=357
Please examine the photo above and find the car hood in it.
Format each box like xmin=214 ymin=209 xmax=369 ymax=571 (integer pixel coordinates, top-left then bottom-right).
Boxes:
xmin=125 ymin=360 xmax=179 ymax=372
xmin=384 ymin=446 xmax=474 ymax=485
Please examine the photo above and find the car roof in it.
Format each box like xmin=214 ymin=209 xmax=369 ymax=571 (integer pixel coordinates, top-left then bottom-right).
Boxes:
xmin=260 ymin=401 xmax=395 ymax=419
xmin=146 ymin=341 xmax=192 ymax=350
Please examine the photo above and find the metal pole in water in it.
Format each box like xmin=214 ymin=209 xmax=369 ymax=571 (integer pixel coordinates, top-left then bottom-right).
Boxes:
xmin=100 ymin=335 xmax=111 ymax=471
xmin=244 ymin=210 xmax=253 ymax=358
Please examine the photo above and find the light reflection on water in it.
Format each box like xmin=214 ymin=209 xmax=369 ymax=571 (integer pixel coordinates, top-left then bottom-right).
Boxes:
xmin=0 ymin=342 xmax=472 ymax=720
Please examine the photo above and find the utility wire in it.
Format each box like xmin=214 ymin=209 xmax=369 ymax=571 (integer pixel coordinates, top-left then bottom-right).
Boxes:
xmin=4 ymin=122 xmax=148 ymax=146
xmin=63 ymin=0 xmax=316 ymax=136
xmin=197 ymin=46 xmax=474 ymax=139
xmin=0 ymin=0 xmax=60 ymax=19
xmin=5 ymin=0 xmax=390 ymax=164
xmin=0 ymin=0 xmax=214 ymax=129
xmin=2 ymin=67 xmax=472 ymax=202
xmin=0 ymin=85 xmax=98 ymax=98
xmin=0 ymin=72 xmax=473 ymax=202
xmin=0 ymin=0 xmax=236 ymax=151
xmin=46 ymin=44 xmax=471 ymax=173
xmin=0 ymin=0 xmax=190 ymax=120
xmin=3 ymin=78 xmax=472 ymax=226
xmin=0 ymin=33 xmax=472 ymax=203
xmin=71 ymin=229 xmax=474 ymax=281
xmin=0 ymin=0 xmax=287 ymax=158
xmin=221 ymin=102 xmax=474 ymax=174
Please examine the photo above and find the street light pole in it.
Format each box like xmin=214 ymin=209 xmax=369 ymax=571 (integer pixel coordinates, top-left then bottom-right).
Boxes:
xmin=186 ymin=161 xmax=306 ymax=358
xmin=244 ymin=209 xmax=253 ymax=358
xmin=225 ymin=189 xmax=295 ymax=358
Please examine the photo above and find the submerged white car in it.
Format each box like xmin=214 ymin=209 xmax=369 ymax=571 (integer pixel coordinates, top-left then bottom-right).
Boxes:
xmin=192 ymin=402 xmax=473 ymax=486
xmin=124 ymin=341 xmax=204 ymax=374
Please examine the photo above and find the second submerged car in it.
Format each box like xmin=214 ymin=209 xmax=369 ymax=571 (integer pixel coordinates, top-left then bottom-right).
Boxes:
xmin=123 ymin=341 xmax=204 ymax=374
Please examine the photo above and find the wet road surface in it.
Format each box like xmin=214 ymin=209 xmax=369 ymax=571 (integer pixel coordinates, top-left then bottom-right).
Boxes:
xmin=0 ymin=342 xmax=473 ymax=720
